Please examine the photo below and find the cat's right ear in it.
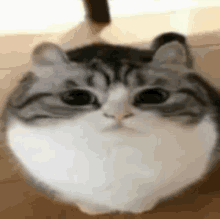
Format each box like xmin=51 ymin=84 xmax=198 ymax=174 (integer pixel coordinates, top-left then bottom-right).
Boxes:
xmin=32 ymin=42 xmax=70 ymax=66
xmin=151 ymin=32 xmax=193 ymax=69
xmin=151 ymin=41 xmax=187 ymax=66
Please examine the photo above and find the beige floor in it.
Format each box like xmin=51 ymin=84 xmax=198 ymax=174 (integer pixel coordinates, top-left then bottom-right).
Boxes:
xmin=1 ymin=10 xmax=220 ymax=218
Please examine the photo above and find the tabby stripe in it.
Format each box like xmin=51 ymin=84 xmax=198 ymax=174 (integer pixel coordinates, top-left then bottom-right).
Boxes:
xmin=87 ymin=62 xmax=111 ymax=87
xmin=123 ymin=64 xmax=136 ymax=84
xmin=65 ymin=80 xmax=79 ymax=88
xmin=178 ymin=88 xmax=206 ymax=106
xmin=9 ymin=93 xmax=52 ymax=109
xmin=178 ymin=112 xmax=199 ymax=117
xmin=97 ymin=68 xmax=111 ymax=87
xmin=23 ymin=115 xmax=52 ymax=122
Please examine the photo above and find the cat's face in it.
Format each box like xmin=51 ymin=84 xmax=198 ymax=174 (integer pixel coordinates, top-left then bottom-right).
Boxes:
xmin=5 ymin=41 xmax=218 ymax=215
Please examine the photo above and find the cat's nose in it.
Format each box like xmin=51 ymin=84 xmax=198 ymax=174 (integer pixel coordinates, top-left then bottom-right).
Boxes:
xmin=102 ymin=100 xmax=134 ymax=120
xmin=102 ymin=84 xmax=134 ymax=120
xmin=103 ymin=112 xmax=134 ymax=120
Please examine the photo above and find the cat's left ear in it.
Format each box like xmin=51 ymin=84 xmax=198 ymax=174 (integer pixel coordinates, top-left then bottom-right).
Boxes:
xmin=152 ymin=41 xmax=187 ymax=66
xmin=32 ymin=42 xmax=69 ymax=66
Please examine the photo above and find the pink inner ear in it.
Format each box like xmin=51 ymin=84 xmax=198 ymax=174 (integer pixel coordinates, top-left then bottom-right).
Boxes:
xmin=43 ymin=49 xmax=63 ymax=62
xmin=32 ymin=43 xmax=68 ymax=65
xmin=165 ymin=49 xmax=177 ymax=58
xmin=153 ymin=42 xmax=187 ymax=65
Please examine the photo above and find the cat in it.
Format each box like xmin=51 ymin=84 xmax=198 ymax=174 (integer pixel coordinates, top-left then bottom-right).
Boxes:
xmin=2 ymin=33 xmax=220 ymax=215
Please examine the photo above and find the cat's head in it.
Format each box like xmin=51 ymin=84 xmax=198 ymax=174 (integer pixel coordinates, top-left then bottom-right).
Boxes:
xmin=7 ymin=40 xmax=207 ymax=123
xmin=5 ymin=40 xmax=219 ymax=215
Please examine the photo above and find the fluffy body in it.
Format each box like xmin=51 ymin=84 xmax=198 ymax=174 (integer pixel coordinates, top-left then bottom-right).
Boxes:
xmin=7 ymin=103 xmax=217 ymax=214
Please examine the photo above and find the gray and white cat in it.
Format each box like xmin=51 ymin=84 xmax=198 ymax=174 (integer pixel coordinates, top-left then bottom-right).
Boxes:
xmin=3 ymin=35 xmax=220 ymax=215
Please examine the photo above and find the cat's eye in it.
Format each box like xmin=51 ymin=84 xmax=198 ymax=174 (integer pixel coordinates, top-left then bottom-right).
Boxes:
xmin=61 ymin=90 xmax=96 ymax=106
xmin=134 ymin=88 xmax=170 ymax=104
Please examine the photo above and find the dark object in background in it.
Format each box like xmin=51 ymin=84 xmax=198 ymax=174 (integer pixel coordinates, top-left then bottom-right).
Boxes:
xmin=83 ymin=0 xmax=111 ymax=24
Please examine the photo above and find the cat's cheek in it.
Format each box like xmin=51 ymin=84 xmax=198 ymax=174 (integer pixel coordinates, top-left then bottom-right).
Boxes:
xmin=6 ymin=120 xmax=162 ymax=207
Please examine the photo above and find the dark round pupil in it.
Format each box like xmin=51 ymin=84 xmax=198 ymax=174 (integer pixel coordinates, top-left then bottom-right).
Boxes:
xmin=62 ymin=90 xmax=92 ymax=105
xmin=137 ymin=89 xmax=168 ymax=104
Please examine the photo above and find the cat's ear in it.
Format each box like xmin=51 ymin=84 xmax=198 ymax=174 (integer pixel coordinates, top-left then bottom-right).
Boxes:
xmin=152 ymin=41 xmax=187 ymax=66
xmin=32 ymin=42 xmax=69 ymax=65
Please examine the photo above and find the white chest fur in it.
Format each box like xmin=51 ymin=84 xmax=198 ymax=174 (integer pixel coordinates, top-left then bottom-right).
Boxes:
xmin=6 ymin=112 xmax=217 ymax=214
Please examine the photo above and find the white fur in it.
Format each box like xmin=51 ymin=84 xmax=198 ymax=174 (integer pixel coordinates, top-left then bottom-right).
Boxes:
xmin=6 ymin=110 xmax=217 ymax=214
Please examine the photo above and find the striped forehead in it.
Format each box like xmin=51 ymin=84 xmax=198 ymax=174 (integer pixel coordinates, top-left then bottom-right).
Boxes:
xmin=116 ymin=63 xmax=189 ymax=88
xmin=30 ymin=59 xmax=192 ymax=92
xmin=81 ymin=62 xmax=187 ymax=88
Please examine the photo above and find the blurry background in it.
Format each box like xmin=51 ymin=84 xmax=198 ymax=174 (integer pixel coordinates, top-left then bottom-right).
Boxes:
xmin=1 ymin=0 xmax=220 ymax=99
xmin=1 ymin=0 xmax=220 ymax=36
xmin=1 ymin=0 xmax=220 ymax=218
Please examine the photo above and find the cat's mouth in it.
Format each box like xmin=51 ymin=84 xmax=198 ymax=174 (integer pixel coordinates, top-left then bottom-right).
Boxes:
xmin=102 ymin=123 xmax=140 ymax=134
